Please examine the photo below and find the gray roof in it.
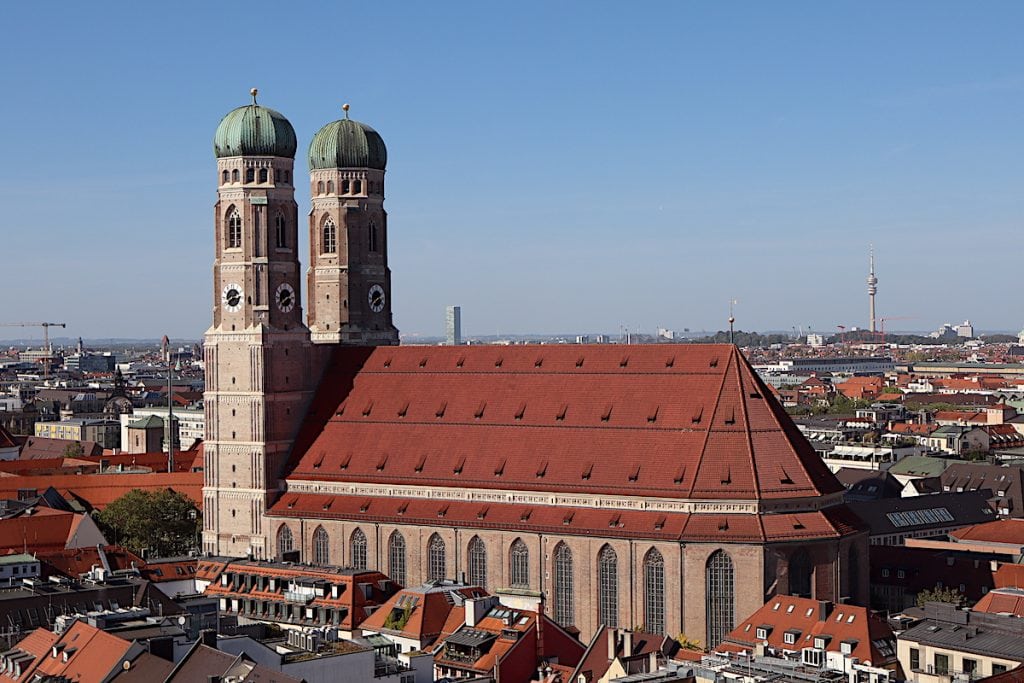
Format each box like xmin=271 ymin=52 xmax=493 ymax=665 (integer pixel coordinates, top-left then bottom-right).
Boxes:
xmin=889 ymin=455 xmax=955 ymax=478
xmin=847 ymin=490 xmax=995 ymax=536
xmin=901 ymin=609 xmax=1024 ymax=661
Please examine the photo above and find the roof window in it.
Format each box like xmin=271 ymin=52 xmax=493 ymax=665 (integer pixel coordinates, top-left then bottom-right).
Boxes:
xmin=628 ymin=465 xmax=641 ymax=482
xmin=418 ymin=357 xmax=428 ymax=368
xmin=474 ymin=402 xmax=486 ymax=419
xmin=576 ymin=356 xmax=584 ymax=368
xmin=362 ymin=401 xmax=374 ymax=417
xmin=581 ymin=463 xmax=593 ymax=480
xmin=494 ymin=459 xmax=506 ymax=477
xmin=536 ymin=460 xmax=548 ymax=478
xmin=620 ymin=356 xmax=629 ymax=368
xmin=514 ymin=403 xmax=526 ymax=420
xmin=665 ymin=356 xmax=675 ymax=368
xmin=534 ymin=357 xmax=543 ymax=368
xmin=556 ymin=404 xmax=568 ymax=421
xmin=691 ymin=407 xmax=703 ymax=424
xmin=435 ymin=402 xmax=447 ymax=418
xmin=456 ymin=356 xmax=465 ymax=368
xmin=360 ymin=500 xmax=371 ymax=512
xmin=414 ymin=455 xmax=426 ymax=473
xmin=397 ymin=402 xmax=409 ymax=418
xmin=647 ymin=406 xmax=659 ymax=423
xmin=453 ymin=457 xmax=466 ymax=475
xmin=601 ymin=405 xmax=613 ymax=422
xmin=339 ymin=453 xmax=352 ymax=470
xmin=376 ymin=454 xmax=388 ymax=471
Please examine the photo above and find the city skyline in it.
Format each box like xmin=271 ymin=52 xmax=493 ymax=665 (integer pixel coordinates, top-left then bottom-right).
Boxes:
xmin=2 ymin=2 xmax=1023 ymax=339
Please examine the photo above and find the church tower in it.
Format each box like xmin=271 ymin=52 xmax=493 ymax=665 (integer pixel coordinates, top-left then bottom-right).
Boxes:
xmin=306 ymin=105 xmax=399 ymax=345
xmin=202 ymin=90 xmax=317 ymax=558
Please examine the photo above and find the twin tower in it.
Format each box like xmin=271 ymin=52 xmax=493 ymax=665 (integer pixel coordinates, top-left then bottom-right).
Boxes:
xmin=202 ymin=91 xmax=398 ymax=557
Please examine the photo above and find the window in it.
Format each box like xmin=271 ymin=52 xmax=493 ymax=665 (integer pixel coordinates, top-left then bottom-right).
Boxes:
xmin=231 ymin=169 xmax=239 ymax=182
xmin=934 ymin=653 xmax=949 ymax=675
xmin=327 ymin=180 xmax=334 ymax=194
xmin=350 ymin=528 xmax=367 ymax=570
xmin=276 ymin=525 xmax=293 ymax=558
xmin=245 ymin=168 xmax=254 ymax=183
xmin=353 ymin=179 xmax=362 ymax=194
xmin=342 ymin=179 xmax=350 ymax=194
xmin=258 ymin=168 xmax=268 ymax=183
xmin=597 ymin=545 xmax=618 ymax=628
xmin=313 ymin=526 xmax=329 ymax=565
xmin=427 ymin=533 xmax=446 ymax=581
xmin=322 ymin=217 xmax=337 ymax=254
xmin=881 ymin=568 xmax=890 ymax=578
xmin=509 ymin=539 xmax=529 ymax=588
xmin=644 ymin=548 xmax=665 ymax=635
xmin=789 ymin=549 xmax=812 ymax=598
xmin=994 ymin=664 xmax=1009 ymax=675
xmin=706 ymin=550 xmax=735 ymax=648
xmin=962 ymin=658 xmax=977 ymax=675
xmin=554 ymin=543 xmax=574 ymax=626
xmin=317 ymin=180 xmax=324 ymax=195
xmin=368 ymin=220 xmax=379 ymax=252
xmin=468 ymin=536 xmax=487 ymax=587
xmin=275 ymin=214 xmax=286 ymax=248
xmin=784 ymin=630 xmax=799 ymax=645
xmin=226 ymin=209 xmax=242 ymax=249
xmin=389 ymin=531 xmax=407 ymax=586
xmin=847 ymin=546 xmax=859 ymax=601
xmin=221 ymin=170 xmax=228 ymax=184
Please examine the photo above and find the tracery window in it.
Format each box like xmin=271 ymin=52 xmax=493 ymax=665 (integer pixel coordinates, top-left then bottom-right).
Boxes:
xmin=597 ymin=545 xmax=618 ymax=628
xmin=553 ymin=543 xmax=574 ymax=626
xmin=322 ymin=217 xmax=337 ymax=254
xmin=389 ymin=531 xmax=407 ymax=586
xmin=350 ymin=528 xmax=368 ymax=570
xmin=276 ymin=525 xmax=293 ymax=559
xmin=313 ymin=526 xmax=329 ymax=565
xmin=644 ymin=548 xmax=665 ymax=635
xmin=428 ymin=533 xmax=446 ymax=581
xmin=509 ymin=539 xmax=529 ymax=588
xmin=789 ymin=549 xmax=812 ymax=598
xmin=226 ymin=209 xmax=242 ymax=249
xmin=468 ymin=536 xmax=487 ymax=587
xmin=706 ymin=550 xmax=735 ymax=648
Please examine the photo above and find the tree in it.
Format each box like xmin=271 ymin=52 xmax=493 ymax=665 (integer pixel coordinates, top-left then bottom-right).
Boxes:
xmin=916 ymin=586 xmax=966 ymax=608
xmin=62 ymin=442 xmax=85 ymax=458
xmin=97 ymin=488 xmax=200 ymax=557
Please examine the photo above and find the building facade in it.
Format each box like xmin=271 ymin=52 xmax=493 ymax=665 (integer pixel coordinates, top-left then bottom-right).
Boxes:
xmin=203 ymin=96 xmax=869 ymax=646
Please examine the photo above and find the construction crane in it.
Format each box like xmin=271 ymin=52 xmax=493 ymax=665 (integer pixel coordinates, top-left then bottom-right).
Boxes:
xmin=877 ymin=316 xmax=915 ymax=344
xmin=0 ymin=322 xmax=67 ymax=379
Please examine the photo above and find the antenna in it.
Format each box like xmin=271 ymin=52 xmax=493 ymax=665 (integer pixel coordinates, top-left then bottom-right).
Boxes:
xmin=728 ymin=299 xmax=737 ymax=345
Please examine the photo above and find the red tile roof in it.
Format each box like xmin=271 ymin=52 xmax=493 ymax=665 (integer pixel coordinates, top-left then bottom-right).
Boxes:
xmin=0 ymin=472 xmax=202 ymax=510
xmin=19 ymin=620 xmax=133 ymax=681
xmin=0 ymin=508 xmax=94 ymax=554
xmin=360 ymin=582 xmax=487 ymax=646
xmin=284 ymin=345 xmax=843 ymax=502
xmin=973 ymin=588 xmax=1024 ymax=617
xmin=718 ymin=595 xmax=896 ymax=666
xmin=951 ymin=518 xmax=1024 ymax=545
xmin=994 ymin=564 xmax=1024 ymax=589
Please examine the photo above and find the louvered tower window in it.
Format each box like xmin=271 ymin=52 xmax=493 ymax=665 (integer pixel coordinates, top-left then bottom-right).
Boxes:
xmin=706 ymin=550 xmax=735 ymax=648
xmin=644 ymin=548 xmax=665 ymax=635
xmin=597 ymin=545 xmax=618 ymax=628
xmin=275 ymin=213 xmax=286 ymax=248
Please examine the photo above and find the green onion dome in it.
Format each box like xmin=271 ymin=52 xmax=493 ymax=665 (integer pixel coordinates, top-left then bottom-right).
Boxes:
xmin=213 ymin=89 xmax=297 ymax=158
xmin=308 ymin=107 xmax=387 ymax=170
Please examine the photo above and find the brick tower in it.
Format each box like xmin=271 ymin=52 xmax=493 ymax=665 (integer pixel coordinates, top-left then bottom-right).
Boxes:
xmin=306 ymin=105 xmax=399 ymax=345
xmin=202 ymin=90 xmax=318 ymax=558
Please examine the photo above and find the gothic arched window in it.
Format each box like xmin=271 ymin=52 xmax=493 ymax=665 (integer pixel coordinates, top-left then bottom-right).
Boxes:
xmin=789 ymin=549 xmax=813 ymax=598
xmin=509 ymin=539 xmax=529 ymax=588
xmin=313 ymin=526 xmax=329 ymax=565
xmin=428 ymin=533 xmax=446 ymax=581
xmin=350 ymin=528 xmax=368 ymax=570
xmin=468 ymin=536 xmax=487 ymax=587
xmin=326 ymin=180 xmax=334 ymax=194
xmin=368 ymin=220 xmax=379 ymax=253
xmin=342 ymin=179 xmax=350 ymax=194
xmin=706 ymin=550 xmax=735 ymax=648
xmin=353 ymin=179 xmax=362 ymax=194
xmin=317 ymin=180 xmax=324 ymax=195
xmin=226 ymin=209 xmax=242 ymax=249
xmin=258 ymin=168 xmax=268 ymax=183
xmin=275 ymin=214 xmax=286 ymax=249
xmin=389 ymin=531 xmax=407 ymax=586
xmin=276 ymin=525 xmax=293 ymax=559
xmin=231 ymin=169 xmax=239 ymax=183
xmin=597 ymin=545 xmax=618 ymax=628
xmin=322 ymin=218 xmax=337 ymax=254
xmin=644 ymin=548 xmax=665 ymax=635
xmin=245 ymin=168 xmax=254 ymax=183
xmin=554 ymin=543 xmax=574 ymax=626
xmin=221 ymin=170 xmax=228 ymax=184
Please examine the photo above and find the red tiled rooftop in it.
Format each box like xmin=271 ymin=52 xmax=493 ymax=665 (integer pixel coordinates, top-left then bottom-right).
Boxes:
xmin=951 ymin=519 xmax=1024 ymax=546
xmin=285 ymin=345 xmax=843 ymax=502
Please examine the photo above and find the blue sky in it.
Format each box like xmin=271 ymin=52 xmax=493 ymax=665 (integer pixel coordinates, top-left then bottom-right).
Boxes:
xmin=1 ymin=2 xmax=1022 ymax=341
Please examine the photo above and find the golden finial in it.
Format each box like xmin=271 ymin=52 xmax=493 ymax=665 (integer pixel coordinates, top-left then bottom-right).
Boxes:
xmin=250 ymin=88 xmax=258 ymax=105
xmin=342 ymin=103 xmax=350 ymax=119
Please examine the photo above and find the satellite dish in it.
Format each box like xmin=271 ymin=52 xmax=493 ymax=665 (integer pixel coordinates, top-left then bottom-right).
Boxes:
xmin=178 ymin=616 xmax=186 ymax=626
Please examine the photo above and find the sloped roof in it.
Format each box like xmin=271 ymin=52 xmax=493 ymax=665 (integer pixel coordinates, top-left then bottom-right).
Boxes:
xmin=21 ymin=620 xmax=133 ymax=681
xmin=973 ymin=587 xmax=1024 ymax=617
xmin=718 ymin=595 xmax=896 ymax=666
xmin=0 ymin=424 xmax=18 ymax=450
xmin=951 ymin=518 xmax=1024 ymax=546
xmin=360 ymin=582 xmax=487 ymax=645
xmin=285 ymin=344 xmax=843 ymax=502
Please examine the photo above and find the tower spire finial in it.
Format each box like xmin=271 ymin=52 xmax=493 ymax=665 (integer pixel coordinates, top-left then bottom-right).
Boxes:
xmin=250 ymin=87 xmax=258 ymax=105
xmin=728 ymin=298 xmax=737 ymax=345
xmin=342 ymin=103 xmax=350 ymax=119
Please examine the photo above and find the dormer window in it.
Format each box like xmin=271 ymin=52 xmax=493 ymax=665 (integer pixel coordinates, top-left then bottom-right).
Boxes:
xmin=784 ymin=630 xmax=800 ymax=645
xmin=755 ymin=626 xmax=772 ymax=640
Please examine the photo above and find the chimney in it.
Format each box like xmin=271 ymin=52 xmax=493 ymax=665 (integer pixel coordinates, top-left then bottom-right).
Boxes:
xmin=200 ymin=629 xmax=218 ymax=649
xmin=622 ymin=630 xmax=633 ymax=657
xmin=608 ymin=629 xmax=617 ymax=661
xmin=147 ymin=636 xmax=174 ymax=662
xmin=464 ymin=596 xmax=499 ymax=628
xmin=817 ymin=600 xmax=832 ymax=622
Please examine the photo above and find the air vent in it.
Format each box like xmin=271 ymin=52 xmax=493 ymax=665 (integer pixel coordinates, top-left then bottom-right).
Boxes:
xmin=792 ymin=516 xmax=805 ymax=530
xmin=312 ymin=454 xmax=325 ymax=470
xmin=521 ymin=509 xmax=532 ymax=522
xmin=339 ymin=453 xmax=352 ymax=470
xmin=710 ymin=357 xmax=719 ymax=368
xmin=691 ymin=407 xmax=703 ymax=424
xmin=397 ymin=402 xmax=409 ymax=418
xmin=453 ymin=456 xmax=466 ymax=475
xmin=556 ymin=404 xmax=568 ymax=421
xmin=721 ymin=467 xmax=731 ymax=485
xmin=359 ymin=500 xmax=371 ymax=513
xmin=629 ymin=465 xmax=641 ymax=482
xmin=514 ymin=403 xmax=526 ymax=420
xmin=534 ymin=357 xmax=543 ymax=368
xmin=536 ymin=460 xmax=549 ymax=478
xmin=419 ymin=357 xmax=428 ymax=368
xmin=673 ymin=466 xmax=686 ymax=485
xmin=724 ymin=407 xmax=735 ymax=425
xmin=376 ymin=454 xmax=388 ymax=471
xmin=665 ymin=356 xmax=675 ymax=368
xmin=576 ymin=356 xmax=585 ymax=368
xmin=601 ymin=405 xmax=613 ymax=422
xmin=620 ymin=356 xmax=629 ymax=368
xmin=397 ymin=502 xmax=408 ymax=515
xmin=494 ymin=459 xmax=506 ymax=477
xmin=654 ymin=515 xmax=666 ymax=530
xmin=414 ymin=454 xmax=426 ymax=473
xmin=474 ymin=402 xmax=486 ymax=419
xmin=647 ymin=406 xmax=659 ymax=423
xmin=477 ymin=506 xmax=488 ymax=520
xmin=609 ymin=513 xmax=622 ymax=528
xmin=383 ymin=358 xmax=392 ymax=368
xmin=562 ymin=512 xmax=574 ymax=525
xmin=286 ymin=497 xmax=297 ymax=509
xmin=321 ymin=498 xmax=334 ymax=511
xmin=494 ymin=357 xmax=503 ymax=368
xmin=581 ymin=463 xmax=593 ymax=480
xmin=456 ymin=356 xmax=465 ymax=368
xmin=435 ymin=402 xmax=447 ymax=418
xmin=780 ymin=468 xmax=794 ymax=485
xmin=437 ymin=505 xmax=448 ymax=518
xmin=718 ymin=518 xmax=729 ymax=531
xmin=362 ymin=401 xmax=374 ymax=417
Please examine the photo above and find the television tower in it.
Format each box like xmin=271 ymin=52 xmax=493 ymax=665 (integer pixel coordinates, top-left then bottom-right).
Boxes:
xmin=867 ymin=245 xmax=878 ymax=333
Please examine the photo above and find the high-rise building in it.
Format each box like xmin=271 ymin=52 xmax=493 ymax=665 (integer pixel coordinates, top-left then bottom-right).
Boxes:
xmin=445 ymin=305 xmax=461 ymax=345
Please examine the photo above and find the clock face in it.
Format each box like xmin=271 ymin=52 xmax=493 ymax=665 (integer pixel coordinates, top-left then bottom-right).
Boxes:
xmin=368 ymin=284 xmax=386 ymax=313
xmin=275 ymin=283 xmax=296 ymax=313
xmin=222 ymin=283 xmax=243 ymax=312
